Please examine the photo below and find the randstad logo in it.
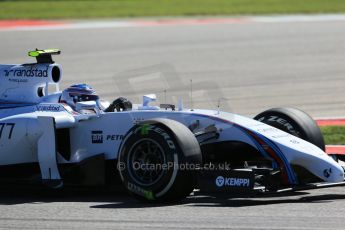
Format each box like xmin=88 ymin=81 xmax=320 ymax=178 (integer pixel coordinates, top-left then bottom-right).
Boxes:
xmin=3 ymin=67 xmax=48 ymax=78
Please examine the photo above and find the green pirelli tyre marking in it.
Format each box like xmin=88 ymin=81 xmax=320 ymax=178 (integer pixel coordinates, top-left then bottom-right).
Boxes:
xmin=140 ymin=124 xmax=150 ymax=135
xmin=144 ymin=191 xmax=155 ymax=200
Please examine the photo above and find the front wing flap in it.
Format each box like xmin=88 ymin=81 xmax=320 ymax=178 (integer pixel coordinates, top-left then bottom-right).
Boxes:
xmin=196 ymin=168 xmax=345 ymax=196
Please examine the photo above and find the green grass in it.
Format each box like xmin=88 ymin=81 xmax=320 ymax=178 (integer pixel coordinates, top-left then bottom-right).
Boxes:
xmin=0 ymin=0 xmax=345 ymax=20
xmin=321 ymin=126 xmax=345 ymax=145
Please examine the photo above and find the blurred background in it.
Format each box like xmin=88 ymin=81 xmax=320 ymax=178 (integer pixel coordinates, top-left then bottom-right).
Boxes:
xmin=0 ymin=0 xmax=345 ymax=118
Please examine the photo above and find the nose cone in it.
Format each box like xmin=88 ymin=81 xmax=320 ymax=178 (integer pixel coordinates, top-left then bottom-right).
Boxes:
xmin=303 ymin=152 xmax=345 ymax=183
xmin=323 ymin=162 xmax=344 ymax=183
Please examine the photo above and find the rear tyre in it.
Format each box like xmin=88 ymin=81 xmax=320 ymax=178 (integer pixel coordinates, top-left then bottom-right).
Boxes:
xmin=118 ymin=118 xmax=202 ymax=203
xmin=254 ymin=107 xmax=325 ymax=151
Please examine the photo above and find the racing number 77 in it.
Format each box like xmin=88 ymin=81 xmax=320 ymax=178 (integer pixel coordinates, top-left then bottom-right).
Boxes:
xmin=0 ymin=123 xmax=15 ymax=139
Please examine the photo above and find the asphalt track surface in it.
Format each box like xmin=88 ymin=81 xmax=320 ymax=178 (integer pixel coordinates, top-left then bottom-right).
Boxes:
xmin=1 ymin=18 xmax=345 ymax=229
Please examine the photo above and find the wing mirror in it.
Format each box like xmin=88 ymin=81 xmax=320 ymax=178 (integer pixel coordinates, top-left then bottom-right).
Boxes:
xmin=139 ymin=94 xmax=159 ymax=110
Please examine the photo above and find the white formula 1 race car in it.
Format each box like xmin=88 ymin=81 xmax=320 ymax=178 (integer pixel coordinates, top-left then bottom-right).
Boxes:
xmin=0 ymin=49 xmax=344 ymax=202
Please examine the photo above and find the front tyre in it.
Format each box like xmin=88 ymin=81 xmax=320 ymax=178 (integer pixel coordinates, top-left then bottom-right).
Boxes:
xmin=254 ymin=107 xmax=325 ymax=151
xmin=118 ymin=118 xmax=202 ymax=203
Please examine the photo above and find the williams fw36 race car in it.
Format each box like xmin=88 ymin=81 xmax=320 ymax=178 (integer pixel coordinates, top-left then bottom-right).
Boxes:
xmin=0 ymin=49 xmax=344 ymax=202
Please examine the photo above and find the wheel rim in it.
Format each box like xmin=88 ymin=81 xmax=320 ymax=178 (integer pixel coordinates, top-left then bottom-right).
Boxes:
xmin=127 ymin=138 xmax=167 ymax=186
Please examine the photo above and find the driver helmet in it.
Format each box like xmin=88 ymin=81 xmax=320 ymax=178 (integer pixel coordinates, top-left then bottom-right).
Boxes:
xmin=60 ymin=84 xmax=100 ymax=109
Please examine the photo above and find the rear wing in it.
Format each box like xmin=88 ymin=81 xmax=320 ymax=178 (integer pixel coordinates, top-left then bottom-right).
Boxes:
xmin=28 ymin=49 xmax=61 ymax=64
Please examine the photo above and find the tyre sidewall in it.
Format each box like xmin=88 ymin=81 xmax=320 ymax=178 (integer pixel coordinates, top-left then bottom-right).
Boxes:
xmin=118 ymin=123 xmax=185 ymax=201
xmin=254 ymin=108 xmax=325 ymax=151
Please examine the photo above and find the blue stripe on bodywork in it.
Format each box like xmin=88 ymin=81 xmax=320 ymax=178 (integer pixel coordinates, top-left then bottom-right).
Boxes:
xmin=191 ymin=113 xmax=297 ymax=185
xmin=234 ymin=125 xmax=273 ymax=161
xmin=0 ymin=102 xmax=35 ymax=109
xmin=254 ymin=132 xmax=297 ymax=184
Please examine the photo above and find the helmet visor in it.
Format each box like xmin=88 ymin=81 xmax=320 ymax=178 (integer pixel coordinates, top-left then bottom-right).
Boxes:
xmin=70 ymin=93 xmax=99 ymax=103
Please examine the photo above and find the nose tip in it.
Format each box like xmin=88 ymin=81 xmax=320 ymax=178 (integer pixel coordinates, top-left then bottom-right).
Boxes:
xmin=330 ymin=165 xmax=344 ymax=182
